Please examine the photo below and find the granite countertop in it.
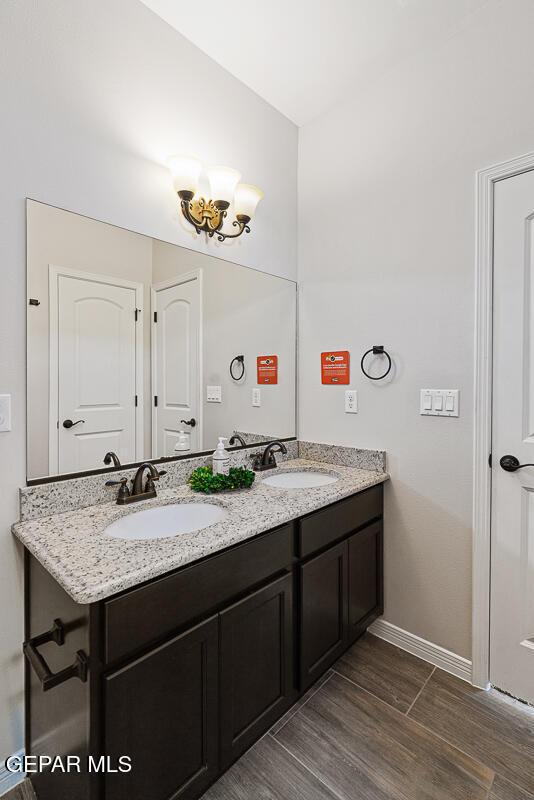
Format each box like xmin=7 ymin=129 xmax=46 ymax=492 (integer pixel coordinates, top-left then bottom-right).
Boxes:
xmin=12 ymin=459 xmax=388 ymax=605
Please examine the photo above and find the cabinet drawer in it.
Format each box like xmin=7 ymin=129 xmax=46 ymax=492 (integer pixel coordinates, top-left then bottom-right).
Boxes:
xmin=298 ymin=484 xmax=383 ymax=558
xmin=104 ymin=523 xmax=294 ymax=664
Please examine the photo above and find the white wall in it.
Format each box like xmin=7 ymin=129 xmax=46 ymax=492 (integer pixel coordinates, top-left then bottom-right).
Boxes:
xmin=298 ymin=0 xmax=534 ymax=659
xmin=0 ymin=0 xmax=297 ymax=762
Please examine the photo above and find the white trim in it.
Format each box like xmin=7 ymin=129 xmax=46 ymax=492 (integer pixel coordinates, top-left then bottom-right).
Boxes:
xmin=48 ymin=264 xmax=144 ymax=474
xmin=473 ymin=151 xmax=534 ymax=689
xmin=368 ymin=619 xmax=472 ymax=684
xmin=0 ymin=749 xmax=25 ymax=796
xmin=151 ymin=269 xmax=203 ymax=458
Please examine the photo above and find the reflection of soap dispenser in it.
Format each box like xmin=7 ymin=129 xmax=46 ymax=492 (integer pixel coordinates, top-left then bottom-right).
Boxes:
xmin=174 ymin=430 xmax=190 ymax=452
xmin=213 ymin=437 xmax=230 ymax=476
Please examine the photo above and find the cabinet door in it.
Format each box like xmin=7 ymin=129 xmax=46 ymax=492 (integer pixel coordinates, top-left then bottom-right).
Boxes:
xmin=104 ymin=616 xmax=218 ymax=800
xmin=220 ymin=573 xmax=294 ymax=769
xmin=299 ymin=540 xmax=348 ymax=690
xmin=347 ymin=521 xmax=383 ymax=645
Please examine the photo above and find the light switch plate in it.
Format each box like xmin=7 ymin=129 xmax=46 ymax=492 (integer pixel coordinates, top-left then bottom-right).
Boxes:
xmin=420 ymin=389 xmax=459 ymax=417
xmin=345 ymin=390 xmax=358 ymax=413
xmin=206 ymin=385 xmax=222 ymax=403
xmin=252 ymin=388 xmax=261 ymax=407
xmin=0 ymin=395 xmax=12 ymax=431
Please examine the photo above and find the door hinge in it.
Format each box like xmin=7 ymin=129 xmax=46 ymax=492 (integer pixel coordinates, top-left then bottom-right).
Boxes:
xmin=488 ymin=453 xmax=492 ymax=468
xmin=154 ymin=395 xmax=158 ymax=407
xmin=135 ymin=395 xmax=138 ymax=407
xmin=135 ymin=308 xmax=141 ymax=322
xmin=153 ymin=311 xmax=157 ymax=323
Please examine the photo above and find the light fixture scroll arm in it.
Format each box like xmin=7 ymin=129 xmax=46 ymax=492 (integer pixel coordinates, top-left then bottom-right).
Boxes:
xmin=216 ymin=216 xmax=251 ymax=242
xmin=178 ymin=191 xmax=204 ymax=233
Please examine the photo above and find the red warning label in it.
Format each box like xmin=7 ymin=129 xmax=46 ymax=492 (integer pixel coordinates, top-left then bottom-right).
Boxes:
xmin=321 ymin=351 xmax=350 ymax=385
xmin=257 ymin=355 xmax=278 ymax=384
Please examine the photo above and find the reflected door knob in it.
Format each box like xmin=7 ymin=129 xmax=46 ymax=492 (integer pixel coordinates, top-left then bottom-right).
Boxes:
xmin=180 ymin=418 xmax=196 ymax=427
xmin=63 ymin=419 xmax=85 ymax=429
xmin=500 ymin=455 xmax=534 ymax=472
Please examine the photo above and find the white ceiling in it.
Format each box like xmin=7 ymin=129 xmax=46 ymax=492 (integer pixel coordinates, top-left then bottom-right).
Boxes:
xmin=140 ymin=0 xmax=488 ymax=126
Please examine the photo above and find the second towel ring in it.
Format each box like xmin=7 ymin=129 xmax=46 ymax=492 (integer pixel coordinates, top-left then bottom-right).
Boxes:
xmin=229 ymin=355 xmax=245 ymax=381
xmin=361 ymin=346 xmax=392 ymax=381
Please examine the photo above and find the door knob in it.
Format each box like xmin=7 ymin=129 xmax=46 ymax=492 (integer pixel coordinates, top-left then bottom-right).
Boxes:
xmin=180 ymin=418 xmax=196 ymax=427
xmin=62 ymin=419 xmax=85 ymax=429
xmin=499 ymin=454 xmax=534 ymax=472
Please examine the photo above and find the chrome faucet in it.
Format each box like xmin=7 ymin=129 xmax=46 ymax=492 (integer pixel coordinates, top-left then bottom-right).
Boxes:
xmin=251 ymin=441 xmax=288 ymax=472
xmin=106 ymin=462 xmax=167 ymax=505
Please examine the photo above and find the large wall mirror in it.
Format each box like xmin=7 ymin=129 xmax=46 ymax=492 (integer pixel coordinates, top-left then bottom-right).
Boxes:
xmin=26 ymin=200 xmax=297 ymax=481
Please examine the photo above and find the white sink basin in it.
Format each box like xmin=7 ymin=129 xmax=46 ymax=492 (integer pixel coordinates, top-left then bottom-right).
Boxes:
xmin=262 ymin=471 xmax=339 ymax=489
xmin=105 ymin=503 xmax=227 ymax=541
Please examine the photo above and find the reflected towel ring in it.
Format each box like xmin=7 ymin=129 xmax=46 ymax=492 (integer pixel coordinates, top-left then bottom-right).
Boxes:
xmin=361 ymin=345 xmax=392 ymax=381
xmin=229 ymin=355 xmax=245 ymax=381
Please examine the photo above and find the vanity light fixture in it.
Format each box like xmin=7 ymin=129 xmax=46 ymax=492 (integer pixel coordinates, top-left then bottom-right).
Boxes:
xmin=168 ymin=156 xmax=264 ymax=242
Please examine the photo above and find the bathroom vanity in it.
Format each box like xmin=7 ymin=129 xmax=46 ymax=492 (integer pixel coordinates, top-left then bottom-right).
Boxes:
xmin=16 ymin=462 xmax=386 ymax=800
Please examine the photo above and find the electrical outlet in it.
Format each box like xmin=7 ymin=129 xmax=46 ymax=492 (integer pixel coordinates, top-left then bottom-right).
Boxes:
xmin=206 ymin=385 xmax=222 ymax=403
xmin=252 ymin=388 xmax=261 ymax=407
xmin=0 ymin=395 xmax=11 ymax=432
xmin=345 ymin=390 xmax=358 ymax=413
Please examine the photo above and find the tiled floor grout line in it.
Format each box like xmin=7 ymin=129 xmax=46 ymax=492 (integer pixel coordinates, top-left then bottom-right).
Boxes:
xmin=330 ymin=667 xmax=497 ymax=790
xmin=270 ymin=671 xmax=335 ymax=736
xmin=405 ymin=666 xmax=436 ymax=716
xmin=268 ymin=733 xmax=346 ymax=800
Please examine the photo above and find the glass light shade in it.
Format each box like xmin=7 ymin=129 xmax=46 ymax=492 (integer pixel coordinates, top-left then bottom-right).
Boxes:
xmin=207 ymin=165 xmax=241 ymax=201
xmin=167 ymin=155 xmax=202 ymax=194
xmin=234 ymin=183 xmax=264 ymax=219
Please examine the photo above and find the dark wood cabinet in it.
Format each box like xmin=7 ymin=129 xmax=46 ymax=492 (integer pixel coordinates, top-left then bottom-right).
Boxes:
xmin=347 ymin=521 xmax=383 ymax=645
xmin=104 ymin=616 xmax=219 ymax=800
xmin=25 ymin=484 xmax=384 ymax=800
xmin=300 ymin=540 xmax=348 ymax=689
xmin=219 ymin=573 xmax=294 ymax=768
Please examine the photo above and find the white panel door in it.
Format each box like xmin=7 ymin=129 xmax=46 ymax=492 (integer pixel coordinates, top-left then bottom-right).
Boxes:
xmin=152 ymin=274 xmax=201 ymax=457
xmin=56 ymin=273 xmax=137 ymax=473
xmin=491 ymin=169 xmax=534 ymax=703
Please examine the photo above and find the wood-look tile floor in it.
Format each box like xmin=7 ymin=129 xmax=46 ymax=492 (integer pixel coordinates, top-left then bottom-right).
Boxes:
xmin=204 ymin=633 xmax=534 ymax=800
xmin=1 ymin=779 xmax=37 ymax=800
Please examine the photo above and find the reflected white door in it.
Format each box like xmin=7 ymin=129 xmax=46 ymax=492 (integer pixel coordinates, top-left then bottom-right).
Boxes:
xmin=152 ymin=272 xmax=201 ymax=457
xmin=491 ymin=169 xmax=534 ymax=703
xmin=51 ymin=269 xmax=140 ymax=474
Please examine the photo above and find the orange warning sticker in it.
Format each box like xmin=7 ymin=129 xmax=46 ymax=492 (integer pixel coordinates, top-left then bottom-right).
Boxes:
xmin=257 ymin=355 xmax=278 ymax=384
xmin=321 ymin=351 xmax=350 ymax=384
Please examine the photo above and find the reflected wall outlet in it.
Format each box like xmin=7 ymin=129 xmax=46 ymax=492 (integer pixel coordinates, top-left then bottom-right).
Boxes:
xmin=252 ymin=388 xmax=261 ymax=407
xmin=345 ymin=390 xmax=358 ymax=413
xmin=0 ymin=395 xmax=12 ymax=431
xmin=206 ymin=385 xmax=222 ymax=403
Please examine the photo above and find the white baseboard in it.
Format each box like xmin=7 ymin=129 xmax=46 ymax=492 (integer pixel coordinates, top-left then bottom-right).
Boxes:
xmin=368 ymin=619 xmax=472 ymax=684
xmin=0 ymin=750 xmax=25 ymax=797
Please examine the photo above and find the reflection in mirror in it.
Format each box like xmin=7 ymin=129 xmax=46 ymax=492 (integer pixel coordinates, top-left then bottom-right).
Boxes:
xmin=26 ymin=200 xmax=297 ymax=481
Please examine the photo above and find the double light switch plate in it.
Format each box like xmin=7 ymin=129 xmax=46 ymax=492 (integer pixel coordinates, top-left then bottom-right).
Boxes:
xmin=420 ymin=389 xmax=459 ymax=417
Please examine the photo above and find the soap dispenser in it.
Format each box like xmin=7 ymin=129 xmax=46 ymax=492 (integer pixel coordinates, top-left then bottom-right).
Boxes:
xmin=213 ymin=437 xmax=230 ymax=476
